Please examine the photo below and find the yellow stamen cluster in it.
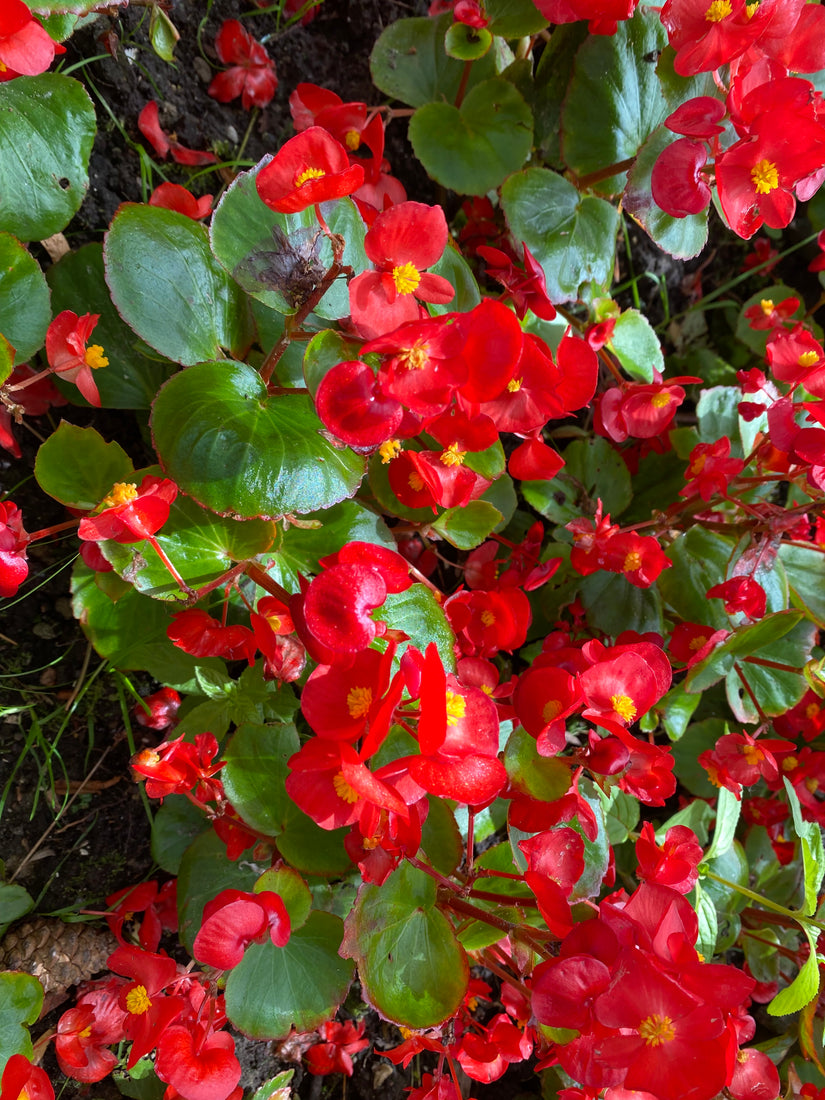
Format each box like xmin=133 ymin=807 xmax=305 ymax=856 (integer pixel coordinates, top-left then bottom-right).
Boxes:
xmin=507 ymin=377 xmax=523 ymax=393
xmin=611 ymin=693 xmax=637 ymax=722
xmin=344 ymin=129 xmax=361 ymax=151
xmin=400 ymin=343 xmax=428 ymax=371
xmin=798 ymin=350 xmax=820 ymax=368
xmin=100 ymin=482 xmax=139 ymax=510
xmin=125 ymin=985 xmax=152 ymax=1015
xmin=689 ymin=634 xmax=708 ymax=651
xmin=623 ymin=551 xmax=642 ymax=573
xmin=751 ymin=159 xmax=779 ymax=195
xmin=650 ymin=391 xmax=671 ymax=409
xmin=379 ymin=439 xmax=402 ymax=464
xmin=333 ymin=772 xmax=359 ymax=803
xmin=639 ymin=1013 xmax=675 ymax=1046
xmin=408 ymin=471 xmax=426 ymax=492
xmin=440 ymin=442 xmax=466 ymax=467
xmin=294 ymin=166 xmax=326 ymax=188
xmin=446 ymin=690 xmax=467 ymax=726
xmin=760 ymin=299 xmax=774 ymax=315
xmin=705 ymin=0 xmax=732 ymax=20
xmin=543 ymin=699 xmax=562 ymax=722
xmin=347 ymin=685 xmax=373 ymax=719
xmin=690 ymin=454 xmax=707 ymax=475
xmin=84 ymin=344 xmax=109 ymax=370
xmin=392 ymin=262 xmax=421 ymax=296
xmin=481 ymin=609 xmax=496 ymax=627
xmin=741 ymin=744 xmax=763 ymax=766
xmin=806 ymin=702 xmax=820 ymax=720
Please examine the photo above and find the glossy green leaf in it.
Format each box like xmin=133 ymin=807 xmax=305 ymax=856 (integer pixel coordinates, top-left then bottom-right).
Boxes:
xmin=692 ymin=881 xmax=718 ymax=960
xmin=501 ymin=167 xmax=619 ymax=303
xmin=779 ymin=542 xmax=825 ymax=628
xmin=658 ymin=680 xmax=700 ymax=741
xmin=369 ymin=14 xmax=500 ymax=108
xmin=409 ymin=78 xmax=533 ymax=196
xmin=726 ymin=618 xmax=815 ymax=722
xmin=222 ymin=724 xmax=299 ymax=837
xmin=0 ymin=75 xmax=95 ymax=241
xmin=48 ymin=243 xmax=178 ymax=408
xmin=0 ymin=333 xmax=13 ymax=386
xmin=445 ymin=22 xmax=492 ymax=59
xmin=381 ymin=584 xmax=456 ymax=672
xmin=343 ymin=862 xmax=468 ymax=1027
xmin=579 ymin=570 xmax=663 ymax=636
xmin=783 ymin=778 xmax=825 ymax=918
xmin=35 ymin=422 xmax=133 ymax=511
xmin=484 ymin=0 xmax=548 ymax=36
xmin=100 ymin=492 xmax=277 ymax=599
xmin=151 ymin=795 xmax=208 ymax=875
xmin=624 ymin=127 xmax=708 ymax=259
xmin=768 ymin=924 xmax=820 ymax=1017
xmin=533 ymin=22 xmax=589 ymax=166
xmin=428 ymin=241 xmax=481 ymax=316
xmin=0 ymin=971 xmax=43 ymax=1069
xmin=523 ymin=436 xmax=631 ymax=523
xmin=105 ymin=205 xmax=253 ymax=366
xmin=607 ymin=309 xmax=663 ymax=383
xmin=431 ymin=500 xmax=502 ymax=550
xmin=0 ymin=232 xmax=50 ymax=360
xmin=211 ymin=161 xmax=367 ymax=321
xmin=226 ymin=911 xmax=353 ymax=1038
xmin=151 ymin=360 xmax=365 ymax=519
xmin=278 ymin=805 xmax=351 ymax=877
xmin=177 ymin=830 xmax=260 ymax=953
xmin=0 ymin=884 xmax=34 ymax=927
xmin=149 ymin=3 xmax=179 ymax=61
xmin=687 ymin=611 xmax=805 ymax=694
xmin=420 ymin=797 xmax=463 ymax=877
xmin=503 ymin=726 xmax=571 ymax=803
xmin=601 ymin=787 xmax=640 ymax=845
xmin=704 ymin=786 xmax=741 ymax=862
xmin=658 ymin=526 xmax=732 ymax=627
xmin=561 ymin=9 xmax=667 ymax=194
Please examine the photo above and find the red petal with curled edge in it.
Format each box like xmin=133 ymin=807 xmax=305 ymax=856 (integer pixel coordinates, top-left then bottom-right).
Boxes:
xmin=405 ymin=752 xmax=507 ymax=804
xmin=137 ymin=101 xmax=170 ymax=157
xmin=364 ymin=201 xmax=448 ymax=271
xmin=193 ymin=899 xmax=268 ymax=969
xmin=303 ymin=563 xmax=387 ymax=653
xmin=315 ymin=360 xmax=403 ymax=446
xmin=457 ymin=298 xmax=523 ymax=403
xmin=322 ymin=541 xmax=411 ymax=593
xmin=156 ymin=1026 xmax=241 ymax=1100
xmin=651 ymin=138 xmax=711 ymax=217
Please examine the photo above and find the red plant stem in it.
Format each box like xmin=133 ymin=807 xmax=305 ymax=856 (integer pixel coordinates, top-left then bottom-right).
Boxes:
xmin=26 ymin=517 xmax=80 ymax=542
xmin=145 ymin=533 xmax=193 ymax=595
xmin=733 ymin=662 xmax=768 ymax=723
xmin=188 ymin=560 xmax=251 ymax=606
xmin=743 ymin=656 xmax=805 ymax=673
xmin=244 ymin=560 xmax=293 ymax=604
xmin=466 ymin=807 xmax=475 ymax=874
xmin=468 ymin=887 xmax=539 ymax=907
xmin=5 ymin=366 xmax=56 ymax=392
xmin=443 ymin=895 xmax=556 ymax=960
xmin=574 ymin=156 xmax=636 ymax=190
xmin=454 ymin=60 xmax=472 ymax=108
xmin=477 ymin=952 xmax=532 ymax=997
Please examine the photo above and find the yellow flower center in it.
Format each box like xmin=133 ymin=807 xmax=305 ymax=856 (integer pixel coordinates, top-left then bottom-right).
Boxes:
xmin=347 ymin=685 xmax=373 ymax=719
xmin=705 ymin=0 xmax=731 ymax=20
xmin=481 ymin=683 xmax=494 ymax=695
xmin=333 ymin=772 xmax=359 ymax=803
xmin=783 ymin=755 xmax=798 ymax=771
xmin=751 ymin=159 xmax=779 ymax=195
xmin=623 ymin=551 xmax=642 ymax=573
xmin=344 ymin=129 xmax=361 ymax=151
xmin=481 ymin=609 xmax=496 ymax=627
xmin=689 ymin=634 xmax=708 ymax=651
xmin=639 ymin=1013 xmax=675 ymax=1046
xmin=650 ymin=391 xmax=671 ymax=409
xmin=760 ymin=299 xmax=774 ymax=315
xmin=610 ymin=693 xmax=637 ymax=722
xmin=799 ymin=350 xmax=819 ymax=368
xmin=379 ymin=439 xmax=401 ymax=464
xmin=101 ymin=482 xmax=139 ymax=510
xmin=408 ymin=471 xmax=426 ymax=492
xmin=0 ymin=61 xmax=6 ymax=73
xmin=745 ymin=2 xmax=758 ymax=17
xmin=806 ymin=776 xmax=819 ymax=793
xmin=806 ymin=702 xmax=820 ymax=720
xmin=543 ymin=699 xmax=562 ymax=722
xmin=690 ymin=453 xmax=707 ymax=475
xmin=392 ymin=262 xmax=421 ymax=296
xmin=440 ymin=442 xmax=466 ymax=467
xmin=294 ymin=166 xmax=326 ymax=188
xmin=507 ymin=377 xmax=523 ymax=393
xmin=446 ymin=690 xmax=466 ymax=726
xmin=79 ymin=1025 xmax=93 ymax=1038
xmin=400 ymin=343 xmax=429 ymax=371
xmin=742 ymin=744 xmax=763 ymax=766
xmin=125 ymin=985 xmax=152 ymax=1015
xmin=84 ymin=344 xmax=109 ymax=370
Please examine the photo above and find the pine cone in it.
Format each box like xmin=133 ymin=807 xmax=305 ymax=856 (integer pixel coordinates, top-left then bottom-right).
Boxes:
xmin=0 ymin=917 xmax=117 ymax=999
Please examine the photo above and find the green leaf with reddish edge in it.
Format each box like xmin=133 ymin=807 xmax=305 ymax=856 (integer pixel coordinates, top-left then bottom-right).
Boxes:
xmin=768 ymin=924 xmax=820 ymax=1017
xmin=0 ymin=334 xmax=13 ymax=386
xmin=255 ymin=867 xmax=312 ymax=932
xmin=779 ymin=543 xmax=825 ymax=628
xmin=342 ymin=861 xmax=468 ymax=1027
xmin=151 ymin=795 xmax=208 ymax=876
xmin=503 ymin=726 xmax=570 ymax=803
xmin=0 ymin=233 xmax=50 ymax=361
xmin=421 ymin=796 xmax=463 ymax=877
xmin=501 ymin=168 xmax=619 ymax=303
xmin=726 ymin=617 xmax=815 ymax=723
xmin=561 ymin=9 xmax=667 ymax=195
xmin=463 ymin=437 xmax=506 ymax=481
xmin=445 ymin=22 xmax=492 ymax=60
xmin=70 ymin=558 xmax=225 ymax=692
xmin=485 ymin=0 xmax=548 ymax=37
xmin=409 ymin=78 xmax=532 ymax=197
xmin=28 ymin=0 xmax=125 ymax=13
xmin=99 ymin=493 xmax=277 ymax=600
xmin=0 ymin=971 xmax=43 ymax=1068
xmin=225 ymin=911 xmax=353 ymax=1038
xmin=151 ymin=361 xmax=365 ymax=519
xmin=607 ymin=309 xmax=663 ymax=383
xmin=658 ymin=680 xmax=700 ymax=741
xmin=431 ymin=500 xmax=502 ymax=550
xmin=302 ymin=329 xmax=366 ymax=399
xmin=278 ymin=805 xmax=351 ymax=876
xmin=210 ymin=159 xmax=368 ymax=321
xmin=222 ymin=723 xmax=299 ymax=838
xmin=35 ymin=422 xmax=133 ymax=511
xmin=658 ymin=526 xmax=733 ymax=628
xmin=0 ymin=75 xmax=95 ymax=241
xmin=177 ymin=830 xmax=260 ymax=953
xmin=48 ymin=243 xmax=178 ymax=409
xmin=381 ymin=584 xmax=456 ymax=672
xmin=105 ymin=205 xmax=253 ymax=366
xmin=686 ymin=610 xmax=806 ymax=694
xmin=370 ymin=14 xmax=501 ymax=108
xmin=579 ymin=571 xmax=663 ymax=636
xmin=624 ymin=126 xmax=709 ymax=259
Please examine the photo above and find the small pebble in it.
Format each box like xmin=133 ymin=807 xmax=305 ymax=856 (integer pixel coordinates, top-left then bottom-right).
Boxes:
xmin=193 ymin=57 xmax=212 ymax=83
xmin=226 ymin=124 xmax=239 ymax=144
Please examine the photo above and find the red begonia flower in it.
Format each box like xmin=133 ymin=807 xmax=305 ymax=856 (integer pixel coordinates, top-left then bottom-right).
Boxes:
xmin=108 ymin=944 xmax=185 ymax=1068
xmin=135 ymin=686 xmax=181 ymax=731
xmin=55 ymin=1004 xmax=120 ymax=1083
xmin=305 ymin=1020 xmax=369 ymax=1076
xmin=665 ymin=96 xmax=726 ymax=138
xmin=530 ymin=0 xmax=636 ymax=35
xmin=131 ymin=732 xmax=224 ymax=801
xmin=315 ymin=359 xmax=403 ymax=447
xmin=137 ymin=101 xmax=218 ymax=165
xmin=0 ymin=0 xmax=64 ymax=79
xmin=149 ymin=182 xmax=213 ymax=220
xmin=194 ymin=888 xmax=291 ymax=969
xmin=167 ymin=608 xmax=257 ymax=664
xmin=45 ymin=310 xmax=109 ymax=407
xmin=635 ymin=822 xmax=702 ymax=893
xmin=208 ymin=19 xmax=278 ymax=110
xmin=508 ymin=436 xmax=565 ymax=482
xmin=0 ymin=1055 xmax=54 ymax=1100
xmin=155 ymin=1022 xmax=242 ymax=1100
xmin=651 ymin=137 xmax=711 ymax=218
xmin=706 ymin=576 xmax=767 ymax=620
xmin=478 ymin=242 xmax=557 ymax=321
xmin=79 ymin=475 xmax=177 ymax=543
xmin=0 ymin=500 xmax=29 ymax=599
xmin=660 ymin=0 xmax=761 ymax=75
xmin=256 ymin=126 xmax=365 ymax=214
